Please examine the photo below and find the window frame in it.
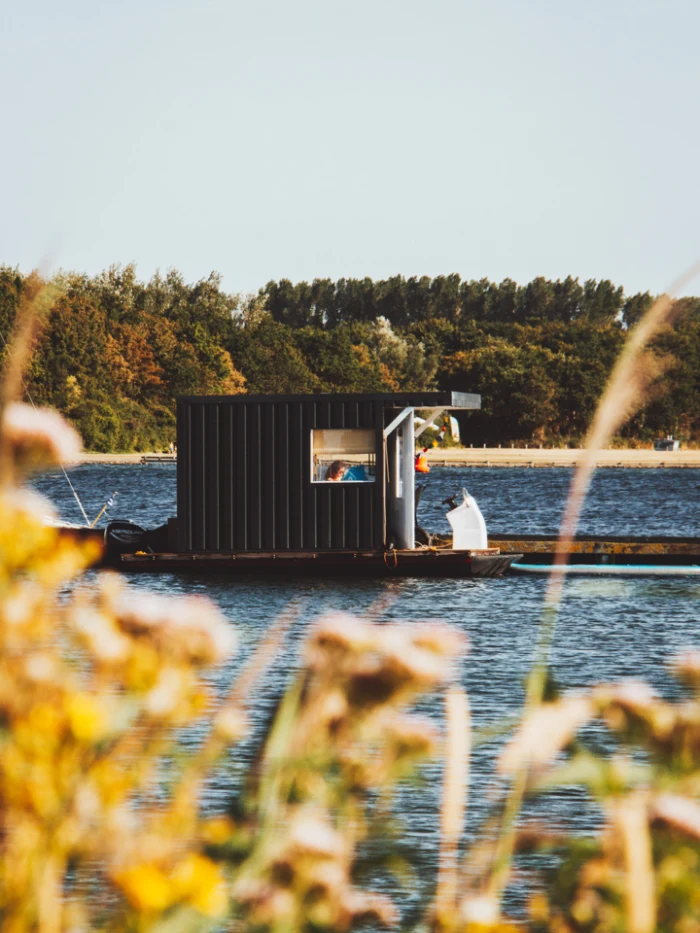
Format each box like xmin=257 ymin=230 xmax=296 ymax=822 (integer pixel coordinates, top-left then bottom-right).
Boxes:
xmin=310 ymin=428 xmax=377 ymax=484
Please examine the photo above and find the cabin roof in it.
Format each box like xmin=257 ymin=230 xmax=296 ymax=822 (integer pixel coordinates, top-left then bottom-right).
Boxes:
xmin=177 ymin=390 xmax=481 ymax=409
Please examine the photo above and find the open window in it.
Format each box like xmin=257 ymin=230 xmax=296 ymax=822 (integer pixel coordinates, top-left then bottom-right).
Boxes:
xmin=311 ymin=429 xmax=376 ymax=483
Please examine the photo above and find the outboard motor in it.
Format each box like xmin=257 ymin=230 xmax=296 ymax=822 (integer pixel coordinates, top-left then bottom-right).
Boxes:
xmin=446 ymin=489 xmax=488 ymax=551
xmin=104 ymin=520 xmax=171 ymax=560
xmin=105 ymin=520 xmax=150 ymax=559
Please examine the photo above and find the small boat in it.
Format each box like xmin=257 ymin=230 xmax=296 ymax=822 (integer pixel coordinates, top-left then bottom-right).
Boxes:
xmin=103 ymin=489 xmax=518 ymax=579
xmin=653 ymin=435 xmax=681 ymax=451
xmin=99 ymin=392 xmax=520 ymax=579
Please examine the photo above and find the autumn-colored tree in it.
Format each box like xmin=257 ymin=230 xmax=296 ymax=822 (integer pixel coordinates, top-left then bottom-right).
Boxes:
xmin=3 ymin=265 xmax=700 ymax=449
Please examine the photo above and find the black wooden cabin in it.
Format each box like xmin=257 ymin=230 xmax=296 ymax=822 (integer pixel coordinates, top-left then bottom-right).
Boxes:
xmin=175 ymin=392 xmax=480 ymax=554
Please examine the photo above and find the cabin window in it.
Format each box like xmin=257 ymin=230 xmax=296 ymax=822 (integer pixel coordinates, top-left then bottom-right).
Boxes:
xmin=311 ymin=429 xmax=376 ymax=483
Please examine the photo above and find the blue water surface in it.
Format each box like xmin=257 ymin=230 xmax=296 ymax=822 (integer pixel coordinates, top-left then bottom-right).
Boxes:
xmin=30 ymin=463 xmax=700 ymax=912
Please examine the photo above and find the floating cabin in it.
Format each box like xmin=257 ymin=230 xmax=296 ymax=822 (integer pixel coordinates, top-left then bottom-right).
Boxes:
xmin=117 ymin=391 xmax=518 ymax=577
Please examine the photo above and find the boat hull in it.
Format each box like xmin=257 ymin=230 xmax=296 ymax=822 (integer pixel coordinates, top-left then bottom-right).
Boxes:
xmin=114 ymin=549 xmax=518 ymax=578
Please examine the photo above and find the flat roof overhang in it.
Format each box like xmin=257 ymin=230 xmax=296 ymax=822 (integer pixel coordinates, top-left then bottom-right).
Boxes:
xmin=178 ymin=391 xmax=481 ymax=409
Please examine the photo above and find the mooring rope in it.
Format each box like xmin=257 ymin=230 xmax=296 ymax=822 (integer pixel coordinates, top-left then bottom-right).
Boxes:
xmin=383 ymin=549 xmax=398 ymax=568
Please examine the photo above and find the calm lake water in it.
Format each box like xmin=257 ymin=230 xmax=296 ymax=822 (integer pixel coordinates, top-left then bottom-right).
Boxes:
xmin=32 ymin=463 xmax=700 ymax=911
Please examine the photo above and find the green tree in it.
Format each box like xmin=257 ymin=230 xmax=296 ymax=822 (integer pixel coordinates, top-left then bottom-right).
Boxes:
xmin=228 ymin=313 xmax=320 ymax=393
xmin=441 ymin=338 xmax=560 ymax=442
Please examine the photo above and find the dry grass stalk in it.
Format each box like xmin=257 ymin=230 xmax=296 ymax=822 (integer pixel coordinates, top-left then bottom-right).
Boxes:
xmin=547 ymin=259 xmax=700 ymax=605
xmin=223 ymin=597 xmax=302 ymax=711
xmin=486 ymin=260 xmax=700 ymax=916
xmin=498 ymin=695 xmax=595 ymax=774
xmin=0 ymin=273 xmax=62 ymax=483
xmin=1 ymin=403 xmax=82 ymax=472
xmin=614 ymin=793 xmax=656 ymax=933
xmin=672 ymin=649 xmax=700 ymax=690
xmin=171 ymin=599 xmax=302 ymax=815
xmin=436 ymin=688 xmax=470 ymax=921
xmin=364 ymin=589 xmax=398 ymax=622
xmin=652 ymin=794 xmax=700 ymax=839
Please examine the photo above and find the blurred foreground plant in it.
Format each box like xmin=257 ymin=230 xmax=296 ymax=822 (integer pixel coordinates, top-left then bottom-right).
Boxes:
xmin=486 ymin=669 xmax=700 ymax=933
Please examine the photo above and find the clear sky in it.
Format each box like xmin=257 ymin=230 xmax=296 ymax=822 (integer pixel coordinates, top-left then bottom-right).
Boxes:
xmin=2 ymin=0 xmax=699 ymax=297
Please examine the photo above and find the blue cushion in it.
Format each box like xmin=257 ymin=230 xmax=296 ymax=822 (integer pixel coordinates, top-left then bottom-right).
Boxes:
xmin=343 ymin=464 xmax=367 ymax=481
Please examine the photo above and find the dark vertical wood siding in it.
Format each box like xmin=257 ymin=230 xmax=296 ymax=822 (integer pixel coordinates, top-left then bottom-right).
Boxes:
xmin=177 ymin=398 xmax=380 ymax=552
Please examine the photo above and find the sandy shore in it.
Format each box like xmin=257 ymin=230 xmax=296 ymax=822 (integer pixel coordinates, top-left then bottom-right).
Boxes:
xmin=423 ymin=447 xmax=700 ymax=468
xmin=69 ymin=449 xmax=700 ymax=468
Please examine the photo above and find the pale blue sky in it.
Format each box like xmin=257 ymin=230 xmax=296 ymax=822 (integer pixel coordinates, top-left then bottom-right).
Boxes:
xmin=2 ymin=0 xmax=699 ymax=296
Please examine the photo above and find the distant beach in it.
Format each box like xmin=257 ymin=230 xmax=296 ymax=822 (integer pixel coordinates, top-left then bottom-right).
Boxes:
xmin=423 ymin=447 xmax=700 ymax=468
xmin=69 ymin=449 xmax=700 ymax=468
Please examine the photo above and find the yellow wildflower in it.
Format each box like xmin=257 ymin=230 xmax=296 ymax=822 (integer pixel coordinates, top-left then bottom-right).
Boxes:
xmin=113 ymin=863 xmax=174 ymax=913
xmin=171 ymin=854 xmax=228 ymax=917
xmin=27 ymin=702 xmax=63 ymax=748
xmin=200 ymin=816 xmax=236 ymax=845
xmin=66 ymin=693 xmax=109 ymax=742
xmin=26 ymin=765 xmax=61 ymax=818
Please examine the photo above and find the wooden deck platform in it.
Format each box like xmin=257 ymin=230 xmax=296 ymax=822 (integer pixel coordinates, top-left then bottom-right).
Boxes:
xmin=489 ymin=533 xmax=700 ymax=556
xmin=489 ymin=533 xmax=700 ymax=572
xmin=115 ymin=547 xmax=517 ymax=578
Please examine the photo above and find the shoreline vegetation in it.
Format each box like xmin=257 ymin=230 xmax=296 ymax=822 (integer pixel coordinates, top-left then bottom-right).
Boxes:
xmin=73 ymin=447 xmax=700 ymax=467
xmin=4 ymin=265 xmax=700 ymax=453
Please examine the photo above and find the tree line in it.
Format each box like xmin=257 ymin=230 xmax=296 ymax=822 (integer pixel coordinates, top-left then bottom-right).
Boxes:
xmin=1 ymin=265 xmax=699 ymax=450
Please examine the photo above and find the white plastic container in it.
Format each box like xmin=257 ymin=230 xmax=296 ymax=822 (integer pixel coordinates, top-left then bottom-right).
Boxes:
xmin=447 ymin=489 xmax=488 ymax=551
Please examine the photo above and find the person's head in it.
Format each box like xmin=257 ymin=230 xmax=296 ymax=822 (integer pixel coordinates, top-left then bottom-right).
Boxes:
xmin=326 ymin=460 xmax=346 ymax=481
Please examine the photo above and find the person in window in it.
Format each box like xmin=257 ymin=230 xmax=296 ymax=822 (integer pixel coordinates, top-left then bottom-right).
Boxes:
xmin=325 ymin=460 xmax=347 ymax=481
